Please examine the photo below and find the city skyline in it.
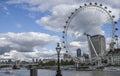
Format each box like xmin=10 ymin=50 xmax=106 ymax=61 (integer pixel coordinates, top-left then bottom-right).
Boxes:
xmin=0 ymin=0 xmax=120 ymax=61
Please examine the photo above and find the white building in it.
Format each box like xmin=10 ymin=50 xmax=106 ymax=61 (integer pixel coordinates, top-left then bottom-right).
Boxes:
xmin=63 ymin=53 xmax=72 ymax=61
xmin=106 ymin=48 xmax=120 ymax=65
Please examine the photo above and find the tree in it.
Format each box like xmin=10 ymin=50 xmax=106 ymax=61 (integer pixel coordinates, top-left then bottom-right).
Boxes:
xmin=60 ymin=59 xmax=75 ymax=65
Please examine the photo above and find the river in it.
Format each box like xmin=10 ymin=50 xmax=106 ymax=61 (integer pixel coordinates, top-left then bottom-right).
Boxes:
xmin=0 ymin=67 xmax=120 ymax=76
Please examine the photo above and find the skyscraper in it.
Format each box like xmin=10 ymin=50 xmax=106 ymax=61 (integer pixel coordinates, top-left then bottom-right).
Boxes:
xmin=89 ymin=34 xmax=106 ymax=59
xmin=76 ymin=48 xmax=81 ymax=57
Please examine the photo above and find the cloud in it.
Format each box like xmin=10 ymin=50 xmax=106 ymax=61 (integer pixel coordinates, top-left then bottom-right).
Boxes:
xmin=0 ymin=47 xmax=58 ymax=61
xmin=0 ymin=5 xmax=11 ymax=15
xmin=6 ymin=0 xmax=120 ymax=12
xmin=36 ymin=4 xmax=119 ymax=40
xmin=69 ymin=41 xmax=89 ymax=54
xmin=6 ymin=0 xmax=120 ymax=33
xmin=36 ymin=4 xmax=79 ymax=31
xmin=0 ymin=32 xmax=60 ymax=54
xmin=87 ymin=0 xmax=120 ymax=8
xmin=2 ymin=6 xmax=8 ymax=11
xmin=6 ymin=0 xmax=81 ymax=11
xmin=4 ymin=0 xmax=120 ymax=57
xmin=6 ymin=12 xmax=10 ymax=15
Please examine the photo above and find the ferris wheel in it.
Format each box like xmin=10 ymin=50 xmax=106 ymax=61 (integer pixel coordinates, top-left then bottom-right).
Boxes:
xmin=62 ymin=3 xmax=118 ymax=54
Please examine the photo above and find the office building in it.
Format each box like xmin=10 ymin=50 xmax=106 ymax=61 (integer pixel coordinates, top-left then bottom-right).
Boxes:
xmin=77 ymin=48 xmax=81 ymax=57
xmin=89 ymin=35 xmax=106 ymax=58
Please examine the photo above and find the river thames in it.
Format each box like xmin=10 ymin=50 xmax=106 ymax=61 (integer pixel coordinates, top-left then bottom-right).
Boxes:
xmin=0 ymin=68 xmax=120 ymax=76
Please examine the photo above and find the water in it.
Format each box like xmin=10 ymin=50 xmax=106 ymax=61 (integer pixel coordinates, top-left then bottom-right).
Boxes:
xmin=0 ymin=68 xmax=120 ymax=76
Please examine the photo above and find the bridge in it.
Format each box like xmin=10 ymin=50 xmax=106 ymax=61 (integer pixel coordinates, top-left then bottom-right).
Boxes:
xmin=0 ymin=63 xmax=38 ymax=68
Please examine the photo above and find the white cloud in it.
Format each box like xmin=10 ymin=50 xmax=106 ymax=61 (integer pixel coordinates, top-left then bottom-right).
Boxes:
xmin=87 ymin=0 xmax=120 ymax=8
xmin=6 ymin=0 xmax=81 ymax=11
xmin=36 ymin=4 xmax=119 ymax=40
xmin=0 ymin=48 xmax=58 ymax=61
xmin=0 ymin=32 xmax=60 ymax=54
xmin=70 ymin=41 xmax=88 ymax=47
xmin=4 ymin=0 xmax=120 ymax=58
xmin=6 ymin=0 xmax=120 ymax=33
xmin=2 ymin=6 xmax=8 ymax=11
xmin=0 ymin=5 xmax=11 ymax=15
xmin=6 ymin=12 xmax=10 ymax=15
xmin=35 ymin=3 xmax=119 ymax=57
xmin=6 ymin=0 xmax=120 ymax=12
xmin=36 ymin=4 xmax=79 ymax=31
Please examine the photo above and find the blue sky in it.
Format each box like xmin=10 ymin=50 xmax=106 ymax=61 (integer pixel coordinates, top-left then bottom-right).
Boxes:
xmin=0 ymin=0 xmax=119 ymax=36
xmin=0 ymin=0 xmax=119 ymax=60
xmin=0 ymin=2 xmax=54 ymax=34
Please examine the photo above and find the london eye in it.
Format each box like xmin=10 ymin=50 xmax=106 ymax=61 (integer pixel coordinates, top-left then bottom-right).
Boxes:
xmin=62 ymin=3 xmax=118 ymax=58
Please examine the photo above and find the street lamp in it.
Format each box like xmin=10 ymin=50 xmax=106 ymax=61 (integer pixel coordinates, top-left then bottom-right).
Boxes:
xmin=56 ymin=43 xmax=62 ymax=76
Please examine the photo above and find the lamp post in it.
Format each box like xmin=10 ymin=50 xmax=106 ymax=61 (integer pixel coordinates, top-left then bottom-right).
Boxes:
xmin=56 ymin=43 xmax=62 ymax=76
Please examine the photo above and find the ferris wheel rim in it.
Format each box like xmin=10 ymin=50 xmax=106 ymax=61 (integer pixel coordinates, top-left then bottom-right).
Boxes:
xmin=62 ymin=2 xmax=118 ymax=52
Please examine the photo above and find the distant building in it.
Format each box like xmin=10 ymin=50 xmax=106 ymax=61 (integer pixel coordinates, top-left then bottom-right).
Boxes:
xmin=63 ymin=53 xmax=72 ymax=61
xmin=42 ymin=59 xmax=56 ymax=63
xmin=8 ymin=59 xmax=12 ymax=63
xmin=36 ymin=59 xmax=38 ymax=63
xmin=83 ymin=53 xmax=90 ymax=64
xmin=74 ymin=53 xmax=90 ymax=66
xmin=79 ymin=56 xmax=85 ymax=64
xmin=32 ymin=58 xmax=35 ymax=63
xmin=74 ymin=53 xmax=90 ymax=70
xmin=77 ymin=48 xmax=81 ymax=57
xmin=89 ymin=34 xmax=106 ymax=62
xmin=106 ymin=48 xmax=120 ymax=65
xmin=32 ymin=58 xmax=39 ymax=63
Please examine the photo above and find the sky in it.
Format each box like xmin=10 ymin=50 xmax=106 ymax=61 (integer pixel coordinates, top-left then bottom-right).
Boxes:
xmin=0 ymin=0 xmax=120 ymax=61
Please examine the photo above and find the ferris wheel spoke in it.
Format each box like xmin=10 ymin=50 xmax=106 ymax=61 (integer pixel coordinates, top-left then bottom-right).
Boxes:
xmin=62 ymin=2 xmax=118 ymax=54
